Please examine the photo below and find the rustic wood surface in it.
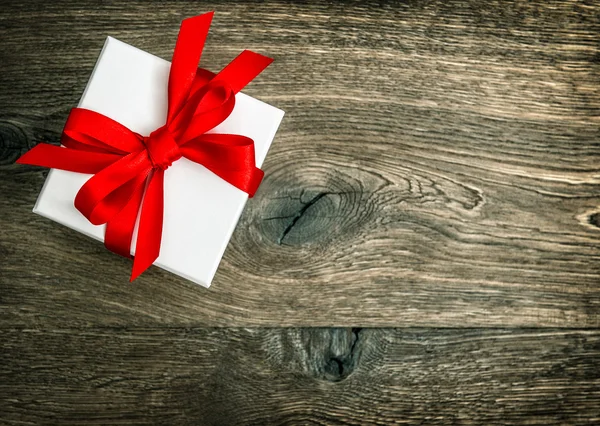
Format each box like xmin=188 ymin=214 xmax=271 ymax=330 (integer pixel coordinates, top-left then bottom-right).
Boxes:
xmin=0 ymin=0 xmax=599 ymax=328
xmin=1 ymin=328 xmax=600 ymax=425
xmin=1 ymin=0 xmax=599 ymax=424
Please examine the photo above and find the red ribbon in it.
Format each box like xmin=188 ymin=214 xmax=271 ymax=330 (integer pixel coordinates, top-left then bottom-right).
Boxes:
xmin=17 ymin=12 xmax=272 ymax=281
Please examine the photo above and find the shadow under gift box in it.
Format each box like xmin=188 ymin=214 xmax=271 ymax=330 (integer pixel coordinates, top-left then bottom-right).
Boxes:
xmin=33 ymin=37 xmax=285 ymax=287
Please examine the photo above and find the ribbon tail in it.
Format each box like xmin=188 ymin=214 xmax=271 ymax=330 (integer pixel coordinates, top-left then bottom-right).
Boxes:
xmin=105 ymin=179 xmax=146 ymax=259
xmin=130 ymin=169 xmax=165 ymax=281
xmin=167 ymin=12 xmax=214 ymax=122
xmin=17 ymin=144 xmax=121 ymax=174
xmin=211 ymin=50 xmax=273 ymax=94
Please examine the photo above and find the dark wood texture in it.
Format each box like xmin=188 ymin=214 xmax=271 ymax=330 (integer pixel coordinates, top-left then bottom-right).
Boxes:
xmin=1 ymin=0 xmax=599 ymax=327
xmin=1 ymin=328 xmax=600 ymax=425
xmin=1 ymin=1 xmax=600 ymax=424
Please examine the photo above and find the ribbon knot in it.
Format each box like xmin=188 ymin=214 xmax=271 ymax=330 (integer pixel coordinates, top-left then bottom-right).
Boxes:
xmin=143 ymin=126 xmax=181 ymax=171
xmin=16 ymin=12 xmax=274 ymax=281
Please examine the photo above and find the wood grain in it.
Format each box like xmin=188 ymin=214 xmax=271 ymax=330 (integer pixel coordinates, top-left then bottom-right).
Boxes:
xmin=1 ymin=0 xmax=599 ymax=328
xmin=1 ymin=327 xmax=599 ymax=425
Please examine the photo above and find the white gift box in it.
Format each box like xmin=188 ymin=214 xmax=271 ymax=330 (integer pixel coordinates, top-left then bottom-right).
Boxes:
xmin=33 ymin=37 xmax=284 ymax=287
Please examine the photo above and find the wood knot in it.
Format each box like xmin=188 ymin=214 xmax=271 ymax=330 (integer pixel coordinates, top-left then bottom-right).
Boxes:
xmin=259 ymin=187 xmax=373 ymax=249
xmin=324 ymin=328 xmax=363 ymax=382
xmin=228 ymin=161 xmax=380 ymax=277
xmin=576 ymin=209 xmax=600 ymax=232
xmin=588 ymin=212 xmax=600 ymax=229
xmin=260 ymin=185 xmax=372 ymax=247
xmin=271 ymin=191 xmax=336 ymax=245
xmin=0 ymin=120 xmax=30 ymax=165
xmin=263 ymin=328 xmax=365 ymax=383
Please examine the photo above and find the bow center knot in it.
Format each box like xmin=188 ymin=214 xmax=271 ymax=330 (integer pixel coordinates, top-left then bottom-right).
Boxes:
xmin=143 ymin=126 xmax=182 ymax=171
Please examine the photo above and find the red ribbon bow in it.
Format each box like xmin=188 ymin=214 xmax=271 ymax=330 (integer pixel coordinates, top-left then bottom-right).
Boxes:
xmin=17 ymin=12 xmax=272 ymax=281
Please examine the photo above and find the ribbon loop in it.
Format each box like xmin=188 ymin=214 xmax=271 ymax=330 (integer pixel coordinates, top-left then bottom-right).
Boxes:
xmin=144 ymin=126 xmax=182 ymax=170
xmin=176 ymin=80 xmax=236 ymax=144
xmin=16 ymin=12 xmax=273 ymax=281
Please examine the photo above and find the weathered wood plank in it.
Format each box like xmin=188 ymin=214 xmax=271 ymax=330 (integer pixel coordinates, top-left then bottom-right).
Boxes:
xmin=1 ymin=0 xmax=599 ymax=326
xmin=1 ymin=328 xmax=599 ymax=425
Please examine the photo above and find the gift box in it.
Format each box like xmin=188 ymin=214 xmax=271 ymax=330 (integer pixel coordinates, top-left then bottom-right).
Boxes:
xmin=19 ymin=14 xmax=284 ymax=287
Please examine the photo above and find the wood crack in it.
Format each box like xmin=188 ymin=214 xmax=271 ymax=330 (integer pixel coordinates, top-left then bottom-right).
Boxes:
xmin=277 ymin=192 xmax=329 ymax=245
xmin=327 ymin=328 xmax=363 ymax=382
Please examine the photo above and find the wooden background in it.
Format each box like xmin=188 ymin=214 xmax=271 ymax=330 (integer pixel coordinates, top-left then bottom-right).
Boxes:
xmin=1 ymin=0 xmax=599 ymax=424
